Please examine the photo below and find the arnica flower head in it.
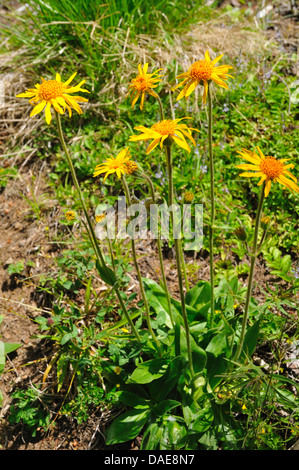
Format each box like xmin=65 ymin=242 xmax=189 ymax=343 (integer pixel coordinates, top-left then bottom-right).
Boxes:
xmin=124 ymin=160 xmax=139 ymax=175
xmin=93 ymin=147 xmax=132 ymax=182
xmin=16 ymin=72 xmax=89 ymax=124
xmin=173 ymin=50 xmax=233 ymax=103
xmin=65 ymin=210 xmax=76 ymax=221
xmin=127 ymin=63 xmax=163 ymax=110
xmin=236 ymin=146 xmax=299 ymax=197
xmin=184 ymin=191 xmax=194 ymax=203
xmin=129 ymin=117 xmax=199 ymax=154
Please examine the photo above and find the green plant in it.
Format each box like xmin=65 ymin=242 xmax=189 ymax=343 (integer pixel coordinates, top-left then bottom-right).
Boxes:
xmin=8 ymin=386 xmax=51 ymax=436
xmin=0 ymin=316 xmax=21 ymax=408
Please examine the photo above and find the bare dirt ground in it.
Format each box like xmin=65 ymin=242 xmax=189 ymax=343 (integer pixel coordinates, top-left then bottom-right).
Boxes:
xmin=0 ymin=0 xmax=298 ymax=451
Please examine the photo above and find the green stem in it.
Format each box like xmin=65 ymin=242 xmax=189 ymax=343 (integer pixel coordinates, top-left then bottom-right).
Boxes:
xmin=107 ymin=236 xmax=116 ymax=272
xmin=235 ymin=183 xmax=265 ymax=361
xmin=122 ymin=175 xmax=162 ymax=355
xmin=155 ymin=93 xmax=165 ymax=121
xmin=142 ymin=172 xmax=174 ymax=328
xmin=179 ymin=241 xmax=189 ymax=291
xmin=55 ymin=111 xmax=141 ymax=343
xmin=207 ymin=85 xmax=215 ymax=328
xmin=155 ymin=93 xmax=189 ymax=292
xmin=165 ymin=145 xmax=194 ymax=377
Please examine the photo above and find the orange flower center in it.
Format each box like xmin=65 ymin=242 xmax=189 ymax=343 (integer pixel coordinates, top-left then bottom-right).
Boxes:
xmin=132 ymin=75 xmax=151 ymax=91
xmin=152 ymin=120 xmax=176 ymax=136
xmin=260 ymin=157 xmax=284 ymax=180
xmin=189 ymin=60 xmax=213 ymax=81
xmin=39 ymin=80 xmax=64 ymax=101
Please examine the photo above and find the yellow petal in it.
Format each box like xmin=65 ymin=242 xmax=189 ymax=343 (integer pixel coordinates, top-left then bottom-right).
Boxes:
xmin=202 ymin=81 xmax=208 ymax=103
xmin=63 ymin=72 xmax=77 ymax=86
xmin=237 ymin=150 xmax=261 ymax=165
xmin=30 ymin=100 xmax=46 ymax=117
xmin=146 ymin=138 xmax=161 ymax=154
xmin=51 ymin=98 xmax=64 ymax=114
xmin=257 ymin=174 xmax=267 ymax=186
xmin=131 ymin=90 xmax=140 ymax=108
xmin=283 ymin=169 xmax=297 ymax=182
xmin=172 ymin=135 xmax=191 ymax=152
xmin=140 ymin=91 xmax=145 ymax=110
xmin=211 ymin=53 xmax=224 ymax=66
xmin=255 ymin=146 xmax=266 ymax=160
xmin=239 ymin=172 xmax=263 ymax=177
xmin=16 ymin=91 xmax=37 ymax=98
xmin=264 ymin=179 xmax=272 ymax=197
xmin=45 ymin=101 xmax=52 ymax=125
xmin=185 ymin=79 xmax=198 ymax=98
xmin=278 ymin=174 xmax=299 ymax=192
xmin=235 ymin=164 xmax=261 ymax=171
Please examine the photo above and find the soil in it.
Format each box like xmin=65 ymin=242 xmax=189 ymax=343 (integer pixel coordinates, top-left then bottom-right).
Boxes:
xmin=0 ymin=0 xmax=298 ymax=451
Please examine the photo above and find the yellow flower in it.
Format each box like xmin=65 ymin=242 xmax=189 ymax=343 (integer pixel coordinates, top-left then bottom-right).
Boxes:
xmin=129 ymin=117 xmax=199 ymax=154
xmin=16 ymin=72 xmax=89 ymax=124
xmin=95 ymin=214 xmax=106 ymax=223
xmin=236 ymin=146 xmax=299 ymax=197
xmin=127 ymin=63 xmax=163 ymax=110
xmin=173 ymin=50 xmax=233 ymax=103
xmin=93 ymin=147 xmax=132 ymax=182
xmin=65 ymin=210 xmax=76 ymax=221
xmin=114 ymin=366 xmax=122 ymax=375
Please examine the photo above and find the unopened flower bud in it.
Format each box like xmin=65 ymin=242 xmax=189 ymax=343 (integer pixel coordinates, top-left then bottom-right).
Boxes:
xmin=184 ymin=191 xmax=194 ymax=203
xmin=260 ymin=216 xmax=270 ymax=230
xmin=124 ymin=161 xmax=139 ymax=175
xmin=234 ymin=227 xmax=247 ymax=241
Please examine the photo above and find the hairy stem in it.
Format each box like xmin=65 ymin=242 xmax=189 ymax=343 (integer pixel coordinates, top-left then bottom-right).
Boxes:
xmin=235 ymin=183 xmax=265 ymax=361
xmin=207 ymin=85 xmax=215 ymax=328
xmin=142 ymin=172 xmax=174 ymax=328
xmin=165 ymin=145 xmax=194 ymax=377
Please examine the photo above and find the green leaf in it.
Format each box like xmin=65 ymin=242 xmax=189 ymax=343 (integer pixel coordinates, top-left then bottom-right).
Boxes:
xmin=105 ymin=408 xmax=151 ymax=445
xmin=128 ymin=359 xmax=169 ymax=384
xmin=152 ymin=400 xmax=181 ymax=418
xmin=141 ymin=422 xmax=163 ymax=450
xmin=143 ymin=277 xmax=179 ymax=327
xmin=0 ymin=341 xmax=5 ymax=374
xmin=0 ymin=341 xmax=21 ymax=374
xmin=147 ymin=356 xmax=182 ymax=402
xmin=95 ymin=260 xmax=117 ymax=286
xmin=4 ymin=342 xmax=21 ymax=355
xmin=191 ymin=406 xmax=214 ymax=433
xmin=207 ymin=354 xmax=229 ymax=390
xmin=185 ymin=281 xmax=211 ymax=320
xmin=118 ymin=391 xmax=150 ymax=409
xmin=241 ymin=319 xmax=260 ymax=360
xmin=160 ymin=419 xmax=188 ymax=450
xmin=206 ymin=331 xmax=230 ymax=357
